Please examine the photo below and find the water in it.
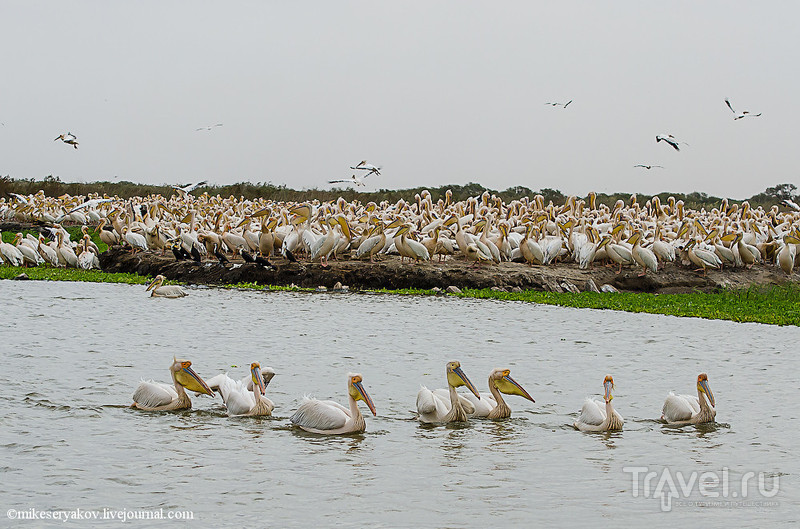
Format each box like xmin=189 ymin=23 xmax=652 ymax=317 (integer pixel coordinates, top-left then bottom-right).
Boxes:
xmin=1 ymin=281 xmax=797 ymax=527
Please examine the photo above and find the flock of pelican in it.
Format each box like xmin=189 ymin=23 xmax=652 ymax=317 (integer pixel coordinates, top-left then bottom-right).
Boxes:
xmin=132 ymin=358 xmax=716 ymax=435
xmin=2 ymin=186 xmax=799 ymax=278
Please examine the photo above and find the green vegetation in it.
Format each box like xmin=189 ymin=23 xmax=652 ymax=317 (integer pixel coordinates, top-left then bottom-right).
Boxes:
xmin=2 ymin=265 xmax=798 ymax=326
xmin=2 ymin=175 xmax=798 ymax=211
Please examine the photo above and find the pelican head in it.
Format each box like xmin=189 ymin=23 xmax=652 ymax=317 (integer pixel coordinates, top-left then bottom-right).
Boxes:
xmin=446 ymin=361 xmax=480 ymax=399
xmin=171 ymin=358 xmax=215 ymax=396
xmin=696 ymin=373 xmax=715 ymax=407
xmin=146 ymin=275 xmax=166 ymax=291
xmin=603 ymin=375 xmax=615 ymax=403
xmin=347 ymin=373 xmax=377 ymax=416
xmin=251 ymin=362 xmax=267 ymax=395
xmin=490 ymin=368 xmax=535 ymax=402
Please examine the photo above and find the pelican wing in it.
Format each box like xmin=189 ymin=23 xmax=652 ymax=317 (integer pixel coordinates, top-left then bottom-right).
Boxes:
xmin=133 ymin=380 xmax=178 ymax=409
xmin=356 ymin=234 xmax=382 ymax=258
xmin=290 ymin=398 xmax=348 ymax=430
xmin=416 ymin=387 xmax=439 ymax=414
xmin=662 ymin=393 xmax=699 ymax=422
xmin=577 ymin=398 xmax=607 ymax=426
xmin=463 ymin=392 xmax=496 ymax=417
xmin=218 ymin=377 xmax=256 ymax=416
xmin=431 ymin=388 xmax=475 ymax=415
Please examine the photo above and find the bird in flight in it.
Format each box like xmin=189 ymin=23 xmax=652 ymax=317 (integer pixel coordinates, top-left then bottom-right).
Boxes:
xmin=634 ymin=164 xmax=663 ymax=170
xmin=196 ymin=123 xmax=223 ymax=131
xmin=655 ymin=134 xmax=686 ymax=151
xmin=545 ymin=100 xmax=572 ymax=108
xmin=172 ymin=181 xmax=208 ymax=197
xmin=724 ymin=98 xmax=761 ymax=120
xmin=350 ymin=160 xmax=381 ymax=177
xmin=54 ymin=132 xmax=79 ymax=149
xmin=329 ymin=175 xmax=366 ymax=187
xmin=781 ymin=199 xmax=800 ymax=211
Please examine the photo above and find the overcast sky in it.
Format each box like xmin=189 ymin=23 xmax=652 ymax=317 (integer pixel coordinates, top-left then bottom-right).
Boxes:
xmin=2 ymin=1 xmax=798 ymax=199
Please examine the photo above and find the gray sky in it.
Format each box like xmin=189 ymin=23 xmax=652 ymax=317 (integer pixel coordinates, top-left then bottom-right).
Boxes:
xmin=2 ymin=1 xmax=798 ymax=199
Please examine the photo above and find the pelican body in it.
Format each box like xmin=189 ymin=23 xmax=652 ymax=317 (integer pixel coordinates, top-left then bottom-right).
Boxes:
xmin=662 ymin=373 xmax=716 ymax=425
xmin=146 ymin=275 xmax=187 ymax=298
xmin=465 ymin=368 xmax=535 ymax=419
xmin=132 ymin=358 xmax=215 ymax=411
xmin=416 ymin=361 xmax=481 ymax=423
xmin=208 ymin=363 xmax=275 ymax=417
xmin=290 ymin=373 xmax=376 ymax=435
xmin=573 ymin=375 xmax=624 ymax=432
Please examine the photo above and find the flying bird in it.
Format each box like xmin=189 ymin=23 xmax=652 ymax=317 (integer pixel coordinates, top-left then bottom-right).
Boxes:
xmin=54 ymin=132 xmax=79 ymax=149
xmin=172 ymin=181 xmax=207 ymax=197
xmin=655 ymin=134 xmax=686 ymax=151
xmin=350 ymin=160 xmax=381 ymax=177
xmin=196 ymin=123 xmax=224 ymax=131
xmin=724 ymin=98 xmax=761 ymax=120
xmin=545 ymin=100 xmax=572 ymax=108
xmin=328 ymin=174 xmax=366 ymax=187
xmin=781 ymin=199 xmax=800 ymax=211
xmin=633 ymin=164 xmax=663 ymax=170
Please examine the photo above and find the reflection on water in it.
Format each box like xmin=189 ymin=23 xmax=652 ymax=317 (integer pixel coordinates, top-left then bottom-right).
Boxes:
xmin=0 ymin=281 xmax=798 ymax=526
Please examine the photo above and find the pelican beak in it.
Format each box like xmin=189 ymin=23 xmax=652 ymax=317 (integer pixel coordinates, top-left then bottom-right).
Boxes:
xmin=250 ymin=364 xmax=267 ymax=395
xmin=497 ymin=372 xmax=535 ymax=402
xmin=453 ymin=366 xmax=481 ymax=399
xmin=603 ymin=379 xmax=614 ymax=402
xmin=145 ymin=278 xmax=157 ymax=291
xmin=698 ymin=379 xmax=715 ymax=408
xmin=353 ymin=380 xmax=377 ymax=416
xmin=175 ymin=365 xmax=215 ymax=397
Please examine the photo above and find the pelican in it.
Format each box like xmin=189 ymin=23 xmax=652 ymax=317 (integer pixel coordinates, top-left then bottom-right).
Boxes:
xmin=329 ymin=175 xmax=366 ymax=187
xmin=207 ymin=363 xmax=275 ymax=417
xmin=172 ymin=181 xmax=207 ymax=198
xmin=54 ymin=132 xmax=79 ymax=149
xmin=634 ymin=164 xmax=663 ymax=170
xmin=131 ymin=358 xmax=215 ymax=411
xmin=416 ymin=361 xmax=481 ymax=423
xmin=350 ymin=160 xmax=381 ymax=177
xmin=195 ymin=123 xmax=223 ymax=131
xmin=290 ymin=373 xmax=377 ymax=435
xmin=662 ymin=373 xmax=716 ymax=425
xmin=628 ymin=230 xmax=658 ymax=276
xmin=655 ymin=134 xmax=684 ymax=151
xmin=725 ymin=98 xmax=761 ymax=120
xmin=573 ymin=375 xmax=624 ymax=432
xmin=146 ymin=275 xmax=187 ymax=298
xmin=464 ymin=368 xmax=535 ymax=420
xmin=544 ymin=100 xmax=572 ymax=108
xmin=781 ymin=199 xmax=800 ymax=211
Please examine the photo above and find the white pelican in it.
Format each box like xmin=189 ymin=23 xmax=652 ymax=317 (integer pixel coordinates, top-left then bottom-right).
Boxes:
xmin=121 ymin=226 xmax=148 ymax=252
xmin=195 ymin=123 xmax=223 ymax=131
xmin=132 ymin=358 xmax=215 ymax=411
xmin=725 ymin=98 xmax=761 ymax=120
xmin=655 ymin=134 xmax=685 ymax=151
xmin=628 ymin=230 xmax=658 ymax=275
xmin=781 ymin=199 xmax=800 ymax=211
xmin=633 ymin=164 xmax=663 ymax=170
xmin=329 ymin=175 xmax=366 ymax=187
xmin=290 ymin=373 xmax=377 ymax=435
xmin=208 ymin=363 xmax=275 ymax=417
xmin=416 ymin=361 xmax=481 ymax=423
xmin=355 ymin=223 xmax=386 ymax=262
xmin=662 ymin=373 xmax=716 ymax=425
xmin=0 ymin=238 xmax=24 ymax=266
xmin=54 ymin=132 xmax=79 ymax=149
xmin=464 ymin=368 xmax=535 ymax=420
xmin=573 ymin=375 xmax=624 ymax=432
xmin=172 ymin=181 xmax=207 ymax=197
xmin=544 ymin=100 xmax=572 ymax=108
xmin=350 ymin=160 xmax=381 ymax=177
xmin=146 ymin=275 xmax=187 ymax=298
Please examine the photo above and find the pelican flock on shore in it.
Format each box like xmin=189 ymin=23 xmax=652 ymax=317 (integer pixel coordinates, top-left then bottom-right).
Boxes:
xmin=2 ymin=187 xmax=798 ymax=279
xmin=132 ymin=358 xmax=717 ymax=436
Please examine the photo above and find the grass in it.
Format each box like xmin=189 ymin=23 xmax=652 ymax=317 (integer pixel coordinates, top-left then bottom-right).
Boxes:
xmin=1 ymin=260 xmax=798 ymax=326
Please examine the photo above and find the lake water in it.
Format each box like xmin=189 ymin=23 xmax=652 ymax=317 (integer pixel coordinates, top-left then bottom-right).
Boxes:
xmin=1 ymin=281 xmax=797 ymax=527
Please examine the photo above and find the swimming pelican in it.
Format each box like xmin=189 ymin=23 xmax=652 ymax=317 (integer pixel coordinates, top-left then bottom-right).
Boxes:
xmin=464 ymin=368 xmax=535 ymax=419
xmin=208 ymin=363 xmax=275 ymax=417
xmin=573 ymin=375 xmax=624 ymax=432
xmin=725 ymin=98 xmax=761 ymax=120
xmin=131 ymin=358 xmax=215 ymax=411
xmin=661 ymin=373 xmax=716 ymax=425
xmin=54 ymin=132 xmax=79 ymax=149
xmin=416 ymin=361 xmax=481 ymax=423
xmin=290 ymin=373 xmax=377 ymax=435
xmin=146 ymin=275 xmax=187 ymax=298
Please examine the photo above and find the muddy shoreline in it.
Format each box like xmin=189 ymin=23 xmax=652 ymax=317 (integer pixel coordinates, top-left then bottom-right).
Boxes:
xmin=97 ymin=245 xmax=797 ymax=294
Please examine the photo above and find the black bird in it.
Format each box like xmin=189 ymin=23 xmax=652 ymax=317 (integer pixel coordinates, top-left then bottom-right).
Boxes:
xmin=190 ymin=245 xmax=202 ymax=263
xmin=283 ymin=248 xmax=297 ymax=262
xmin=214 ymin=249 xmax=230 ymax=264
xmin=171 ymin=241 xmax=191 ymax=260
xmin=255 ymin=255 xmax=276 ymax=269
xmin=240 ymin=249 xmax=256 ymax=263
